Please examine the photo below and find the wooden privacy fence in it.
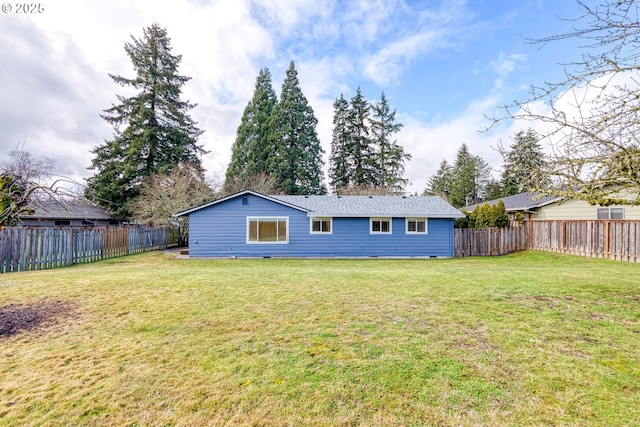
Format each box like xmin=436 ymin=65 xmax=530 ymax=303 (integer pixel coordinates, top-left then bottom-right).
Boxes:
xmin=530 ymin=220 xmax=640 ymax=262
xmin=0 ymin=226 xmax=179 ymax=273
xmin=455 ymin=220 xmax=640 ymax=262
xmin=454 ymin=226 xmax=529 ymax=257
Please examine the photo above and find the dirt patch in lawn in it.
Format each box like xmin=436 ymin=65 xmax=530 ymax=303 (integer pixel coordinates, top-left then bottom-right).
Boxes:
xmin=0 ymin=301 xmax=73 ymax=338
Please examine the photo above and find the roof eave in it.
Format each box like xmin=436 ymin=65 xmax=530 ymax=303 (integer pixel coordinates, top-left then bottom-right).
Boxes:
xmin=307 ymin=212 xmax=464 ymax=219
xmin=506 ymin=199 xmax=561 ymax=212
xmin=174 ymin=190 xmax=310 ymax=217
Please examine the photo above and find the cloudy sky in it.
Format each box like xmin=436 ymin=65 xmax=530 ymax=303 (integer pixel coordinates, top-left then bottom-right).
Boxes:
xmin=0 ymin=0 xmax=585 ymax=193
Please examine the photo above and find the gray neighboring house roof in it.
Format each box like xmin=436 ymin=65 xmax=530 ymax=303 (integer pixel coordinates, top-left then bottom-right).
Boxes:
xmin=18 ymin=199 xmax=113 ymax=221
xmin=175 ymin=190 xmax=464 ymax=218
xmin=465 ymin=191 xmax=560 ymax=212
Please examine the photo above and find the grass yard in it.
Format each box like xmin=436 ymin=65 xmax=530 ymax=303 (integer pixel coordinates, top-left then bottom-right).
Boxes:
xmin=0 ymin=251 xmax=638 ymax=426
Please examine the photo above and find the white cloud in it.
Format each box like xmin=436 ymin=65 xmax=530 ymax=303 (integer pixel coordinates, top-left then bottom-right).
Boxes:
xmin=364 ymin=31 xmax=440 ymax=85
xmin=400 ymin=94 xmax=507 ymax=193
xmin=490 ymin=53 xmax=527 ymax=79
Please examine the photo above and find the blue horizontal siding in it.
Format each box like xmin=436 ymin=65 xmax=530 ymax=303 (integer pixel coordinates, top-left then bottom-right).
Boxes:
xmin=188 ymin=194 xmax=454 ymax=257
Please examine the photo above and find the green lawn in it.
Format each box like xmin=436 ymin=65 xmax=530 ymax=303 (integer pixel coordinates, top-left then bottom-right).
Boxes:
xmin=0 ymin=251 xmax=638 ymax=426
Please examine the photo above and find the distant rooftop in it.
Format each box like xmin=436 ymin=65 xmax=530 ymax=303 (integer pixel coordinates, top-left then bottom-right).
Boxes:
xmin=18 ymin=199 xmax=113 ymax=220
xmin=465 ymin=192 xmax=560 ymax=212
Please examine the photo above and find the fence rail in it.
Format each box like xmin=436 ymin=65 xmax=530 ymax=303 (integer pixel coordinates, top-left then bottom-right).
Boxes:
xmin=0 ymin=226 xmax=179 ymax=273
xmin=530 ymin=220 xmax=640 ymax=262
xmin=455 ymin=220 xmax=640 ymax=263
xmin=454 ymin=226 xmax=529 ymax=257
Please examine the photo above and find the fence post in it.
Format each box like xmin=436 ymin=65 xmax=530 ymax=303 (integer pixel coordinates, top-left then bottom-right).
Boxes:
xmin=605 ymin=221 xmax=610 ymax=259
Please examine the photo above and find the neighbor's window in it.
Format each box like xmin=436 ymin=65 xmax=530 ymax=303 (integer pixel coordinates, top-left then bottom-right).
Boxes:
xmin=370 ymin=217 xmax=391 ymax=234
xmin=311 ymin=217 xmax=332 ymax=234
xmin=247 ymin=217 xmax=288 ymax=244
xmin=597 ymin=207 xmax=625 ymax=220
xmin=406 ymin=218 xmax=427 ymax=234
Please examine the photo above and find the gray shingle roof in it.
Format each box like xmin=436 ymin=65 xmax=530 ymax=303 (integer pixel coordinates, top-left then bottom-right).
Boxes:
xmin=465 ymin=191 xmax=560 ymax=212
xmin=272 ymin=194 xmax=464 ymax=218
xmin=18 ymin=199 xmax=113 ymax=220
xmin=174 ymin=190 xmax=464 ymax=218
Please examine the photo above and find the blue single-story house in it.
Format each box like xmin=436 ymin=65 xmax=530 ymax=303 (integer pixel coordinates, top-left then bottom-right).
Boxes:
xmin=175 ymin=190 xmax=464 ymax=258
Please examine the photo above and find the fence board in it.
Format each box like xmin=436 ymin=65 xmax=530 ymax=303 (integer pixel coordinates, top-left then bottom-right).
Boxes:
xmin=455 ymin=220 xmax=640 ymax=263
xmin=529 ymin=220 xmax=640 ymax=263
xmin=454 ymin=226 xmax=529 ymax=257
xmin=0 ymin=226 xmax=177 ymax=274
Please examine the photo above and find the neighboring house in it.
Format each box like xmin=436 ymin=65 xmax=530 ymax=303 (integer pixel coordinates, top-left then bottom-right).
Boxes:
xmin=175 ymin=190 xmax=464 ymax=258
xmin=17 ymin=199 xmax=116 ymax=226
xmin=466 ymin=191 xmax=640 ymax=221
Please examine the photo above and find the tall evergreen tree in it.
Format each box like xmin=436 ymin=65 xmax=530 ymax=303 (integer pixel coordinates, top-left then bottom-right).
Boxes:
xmin=267 ymin=61 xmax=325 ymax=194
xmin=424 ymin=159 xmax=453 ymax=199
xmin=484 ymin=177 xmax=504 ymax=201
xmin=449 ymin=143 xmax=492 ymax=208
xmin=473 ymin=155 xmax=492 ymax=202
xmin=86 ymin=24 xmax=204 ymax=219
xmin=370 ymin=92 xmax=410 ymax=193
xmin=347 ymin=87 xmax=374 ymax=186
xmin=225 ymin=67 xmax=277 ymax=185
xmin=500 ymin=128 xmax=546 ymax=196
xmin=328 ymin=93 xmax=351 ymax=192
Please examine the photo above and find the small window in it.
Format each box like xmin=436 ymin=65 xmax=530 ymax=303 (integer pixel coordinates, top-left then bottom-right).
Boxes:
xmin=610 ymin=208 xmax=624 ymax=219
xmin=597 ymin=207 xmax=625 ymax=220
xmin=242 ymin=197 xmax=249 ymax=205
xmin=406 ymin=218 xmax=427 ymax=234
xmin=311 ymin=217 xmax=332 ymax=234
xmin=247 ymin=217 xmax=288 ymax=244
xmin=55 ymin=220 xmax=71 ymax=226
xmin=370 ymin=217 xmax=391 ymax=234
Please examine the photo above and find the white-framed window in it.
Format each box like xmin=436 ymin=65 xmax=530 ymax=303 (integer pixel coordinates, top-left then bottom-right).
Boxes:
xmin=370 ymin=217 xmax=392 ymax=234
xmin=247 ymin=217 xmax=289 ymax=244
xmin=310 ymin=217 xmax=332 ymax=234
xmin=597 ymin=207 xmax=625 ymax=220
xmin=406 ymin=218 xmax=427 ymax=234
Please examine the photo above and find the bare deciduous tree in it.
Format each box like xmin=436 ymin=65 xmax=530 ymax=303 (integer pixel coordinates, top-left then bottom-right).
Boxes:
xmin=130 ymin=163 xmax=215 ymax=245
xmin=1 ymin=142 xmax=79 ymax=225
xmin=488 ymin=0 xmax=640 ymax=205
xmin=223 ymin=173 xmax=280 ymax=196
xmin=335 ymin=184 xmax=396 ymax=196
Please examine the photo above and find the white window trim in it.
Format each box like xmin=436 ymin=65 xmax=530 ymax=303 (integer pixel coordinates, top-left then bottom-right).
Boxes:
xmin=310 ymin=217 xmax=333 ymax=234
xmin=406 ymin=217 xmax=428 ymax=234
xmin=370 ymin=217 xmax=392 ymax=234
xmin=246 ymin=216 xmax=289 ymax=244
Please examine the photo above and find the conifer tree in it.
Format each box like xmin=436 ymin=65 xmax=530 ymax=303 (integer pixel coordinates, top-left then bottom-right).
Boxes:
xmin=493 ymin=199 xmax=509 ymax=228
xmin=225 ymin=67 xmax=277 ymax=186
xmin=449 ymin=144 xmax=492 ymax=207
xmin=370 ymin=92 xmax=411 ymax=194
xmin=424 ymin=159 xmax=453 ymax=199
xmin=267 ymin=61 xmax=325 ymax=194
xmin=500 ymin=128 xmax=546 ymax=196
xmin=473 ymin=155 xmax=492 ymax=201
xmin=484 ymin=178 xmax=504 ymax=201
xmin=347 ymin=87 xmax=374 ymax=186
xmin=328 ymin=94 xmax=351 ymax=192
xmin=86 ymin=24 xmax=204 ymax=219
xmin=450 ymin=144 xmax=478 ymax=208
